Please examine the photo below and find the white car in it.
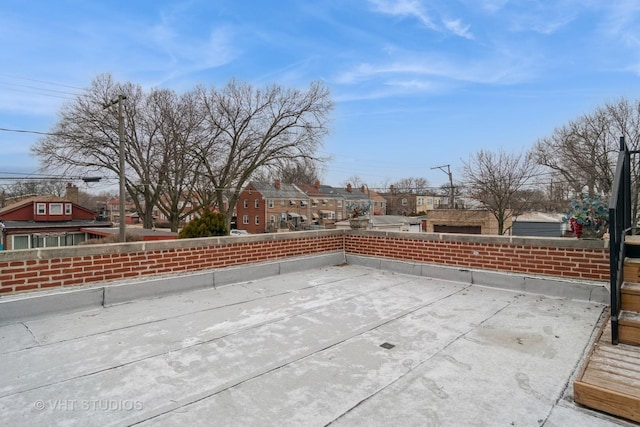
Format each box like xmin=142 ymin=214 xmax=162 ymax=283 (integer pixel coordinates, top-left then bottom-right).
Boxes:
xmin=230 ymin=229 xmax=250 ymax=236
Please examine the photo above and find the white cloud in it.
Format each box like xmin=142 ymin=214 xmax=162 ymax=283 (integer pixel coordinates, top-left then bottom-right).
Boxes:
xmin=334 ymin=53 xmax=535 ymax=88
xmin=600 ymin=0 xmax=640 ymax=46
xmin=368 ymin=0 xmax=437 ymax=30
xmin=443 ymin=19 xmax=474 ymax=39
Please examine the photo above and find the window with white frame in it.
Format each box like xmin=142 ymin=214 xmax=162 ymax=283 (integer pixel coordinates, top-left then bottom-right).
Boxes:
xmin=337 ymin=200 xmax=342 ymax=208
xmin=255 ymin=216 xmax=260 ymax=225
xmin=36 ymin=203 xmax=46 ymax=215
xmin=270 ymin=215 xmax=275 ymax=223
xmin=243 ymin=199 xmax=248 ymax=208
xmin=401 ymin=198 xmax=407 ymax=206
xmin=65 ymin=203 xmax=72 ymax=214
xmin=417 ymin=198 xmax=424 ymax=206
xmin=268 ymin=199 xmax=274 ymax=208
xmin=13 ymin=235 xmax=29 ymax=250
xmin=255 ymin=199 xmax=260 ymax=208
xmin=49 ymin=203 xmax=63 ymax=215
xmin=243 ymin=215 xmax=249 ymax=224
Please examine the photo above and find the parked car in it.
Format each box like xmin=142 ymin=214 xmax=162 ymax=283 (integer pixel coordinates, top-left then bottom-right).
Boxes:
xmin=230 ymin=229 xmax=250 ymax=236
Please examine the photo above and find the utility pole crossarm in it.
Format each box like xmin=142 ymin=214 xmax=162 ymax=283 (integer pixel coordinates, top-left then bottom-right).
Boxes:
xmin=431 ymin=164 xmax=455 ymax=208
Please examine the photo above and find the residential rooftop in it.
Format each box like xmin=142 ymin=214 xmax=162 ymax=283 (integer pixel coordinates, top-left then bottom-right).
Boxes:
xmin=0 ymin=256 xmax=629 ymax=426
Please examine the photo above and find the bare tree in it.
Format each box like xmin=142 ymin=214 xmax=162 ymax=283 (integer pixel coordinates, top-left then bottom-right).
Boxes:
xmin=343 ymin=175 xmax=365 ymax=189
xmin=389 ymin=177 xmax=430 ymax=194
xmin=195 ymin=80 xmax=333 ymax=229
xmin=147 ymin=89 xmax=205 ymax=232
xmin=533 ymin=107 xmax=617 ymax=197
xmin=603 ymin=97 xmax=640 ymax=224
xmin=31 ymin=74 xmax=164 ymax=228
xmin=462 ymin=149 xmax=538 ymax=235
xmin=253 ymin=157 xmax=324 ymax=185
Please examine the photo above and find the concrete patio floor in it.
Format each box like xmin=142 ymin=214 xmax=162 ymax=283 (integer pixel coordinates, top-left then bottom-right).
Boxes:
xmin=0 ymin=264 xmax=632 ymax=426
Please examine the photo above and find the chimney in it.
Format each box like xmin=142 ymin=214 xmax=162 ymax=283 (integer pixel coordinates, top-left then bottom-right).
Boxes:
xmin=390 ymin=185 xmax=395 ymax=194
xmin=360 ymin=185 xmax=365 ymax=193
xmin=66 ymin=183 xmax=79 ymax=204
xmin=274 ymin=180 xmax=281 ymax=190
xmin=314 ymin=179 xmax=320 ymax=190
xmin=346 ymin=183 xmax=352 ymax=192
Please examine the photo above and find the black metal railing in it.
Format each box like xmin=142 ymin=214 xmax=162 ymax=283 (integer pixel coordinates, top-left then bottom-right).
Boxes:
xmin=609 ymin=136 xmax=635 ymax=344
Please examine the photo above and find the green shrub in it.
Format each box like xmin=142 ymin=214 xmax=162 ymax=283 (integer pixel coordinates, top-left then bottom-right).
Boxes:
xmin=178 ymin=209 xmax=228 ymax=238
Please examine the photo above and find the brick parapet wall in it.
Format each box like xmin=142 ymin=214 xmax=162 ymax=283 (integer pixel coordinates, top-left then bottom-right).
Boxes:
xmin=0 ymin=230 xmax=609 ymax=296
xmin=345 ymin=231 xmax=609 ymax=281
xmin=0 ymin=231 xmax=344 ymax=295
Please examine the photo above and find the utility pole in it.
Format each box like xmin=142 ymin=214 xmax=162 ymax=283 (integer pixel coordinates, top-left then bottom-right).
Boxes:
xmin=104 ymin=95 xmax=127 ymax=242
xmin=431 ymin=164 xmax=455 ymax=208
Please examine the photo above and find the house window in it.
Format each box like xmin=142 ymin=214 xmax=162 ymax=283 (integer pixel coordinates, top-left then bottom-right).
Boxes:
xmin=243 ymin=199 xmax=248 ymax=209
xmin=49 ymin=203 xmax=63 ymax=215
xmin=36 ymin=203 xmax=46 ymax=215
xmin=255 ymin=199 xmax=260 ymax=209
xmin=301 ymin=200 xmax=307 ymax=207
xmin=337 ymin=200 xmax=342 ymax=208
xmin=417 ymin=198 xmax=424 ymax=206
xmin=243 ymin=215 xmax=249 ymax=225
xmin=401 ymin=198 xmax=408 ymax=206
xmin=255 ymin=216 xmax=260 ymax=225
xmin=268 ymin=199 xmax=274 ymax=208
xmin=270 ymin=215 xmax=275 ymax=223
xmin=65 ymin=203 xmax=72 ymax=214
xmin=13 ymin=235 xmax=29 ymax=250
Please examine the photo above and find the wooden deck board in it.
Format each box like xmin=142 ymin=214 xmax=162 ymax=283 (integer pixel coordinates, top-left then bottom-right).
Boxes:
xmin=574 ymin=316 xmax=640 ymax=423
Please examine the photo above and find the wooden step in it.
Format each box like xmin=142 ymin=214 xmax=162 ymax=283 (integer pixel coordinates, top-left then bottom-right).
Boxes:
xmin=574 ymin=319 xmax=640 ymax=423
xmin=619 ymin=311 xmax=640 ymax=346
xmin=623 ymin=258 xmax=640 ymax=283
xmin=622 ymin=282 xmax=640 ymax=312
xmin=626 ymin=235 xmax=640 ymax=245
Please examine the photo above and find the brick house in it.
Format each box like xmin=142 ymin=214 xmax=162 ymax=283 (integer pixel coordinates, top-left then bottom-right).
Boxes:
xmin=236 ymin=181 xmax=310 ymax=233
xmin=0 ymin=193 xmax=110 ymax=250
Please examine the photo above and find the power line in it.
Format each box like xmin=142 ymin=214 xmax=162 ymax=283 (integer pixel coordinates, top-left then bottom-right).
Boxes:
xmin=0 ymin=73 xmax=85 ymax=90
xmin=0 ymin=86 xmax=75 ymax=100
xmin=0 ymin=127 xmax=55 ymax=136
xmin=0 ymin=81 xmax=82 ymax=97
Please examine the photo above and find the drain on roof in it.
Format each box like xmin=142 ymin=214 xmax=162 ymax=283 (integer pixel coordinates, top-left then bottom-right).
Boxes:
xmin=380 ymin=342 xmax=395 ymax=349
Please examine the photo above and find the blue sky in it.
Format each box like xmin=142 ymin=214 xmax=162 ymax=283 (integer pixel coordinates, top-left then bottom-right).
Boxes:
xmin=1 ymin=0 xmax=640 ymax=191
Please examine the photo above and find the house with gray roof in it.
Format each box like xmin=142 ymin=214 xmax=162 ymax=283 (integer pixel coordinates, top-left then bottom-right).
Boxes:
xmin=236 ymin=181 xmax=310 ymax=233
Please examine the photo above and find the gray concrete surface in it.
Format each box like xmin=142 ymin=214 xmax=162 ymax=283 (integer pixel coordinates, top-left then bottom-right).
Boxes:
xmin=0 ymin=264 xmax=630 ymax=426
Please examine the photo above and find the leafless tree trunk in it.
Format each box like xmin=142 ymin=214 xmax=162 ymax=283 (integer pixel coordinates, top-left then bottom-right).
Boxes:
xmin=462 ymin=149 xmax=538 ymax=235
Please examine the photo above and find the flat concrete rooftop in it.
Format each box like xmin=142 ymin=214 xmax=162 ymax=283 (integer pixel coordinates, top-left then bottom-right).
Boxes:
xmin=0 ymin=263 xmax=631 ymax=426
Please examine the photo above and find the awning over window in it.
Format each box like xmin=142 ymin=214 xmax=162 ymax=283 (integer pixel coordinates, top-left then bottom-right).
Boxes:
xmin=300 ymin=215 xmax=307 ymax=221
xmin=288 ymin=212 xmax=301 ymax=218
xmin=319 ymin=210 xmax=332 ymax=214
xmin=312 ymin=213 xmax=319 ymax=219
xmin=301 ymin=201 xmax=308 ymax=206
xmin=322 ymin=199 xmax=328 ymax=204
xmin=312 ymin=199 xmax=319 ymax=204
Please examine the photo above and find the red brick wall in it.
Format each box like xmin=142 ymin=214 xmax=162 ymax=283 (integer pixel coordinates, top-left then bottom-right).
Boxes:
xmin=0 ymin=230 xmax=609 ymax=296
xmin=345 ymin=234 xmax=609 ymax=281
